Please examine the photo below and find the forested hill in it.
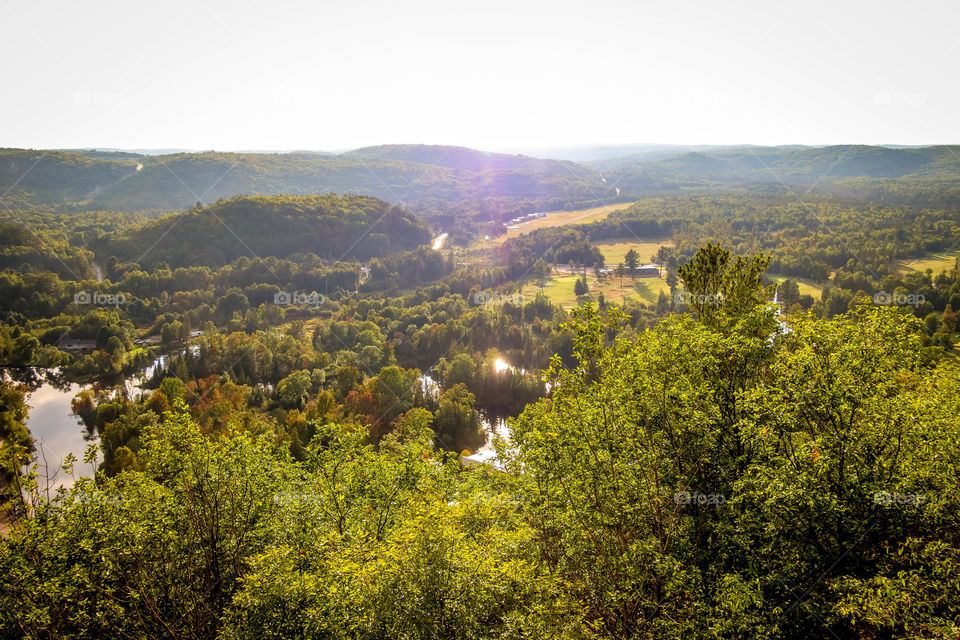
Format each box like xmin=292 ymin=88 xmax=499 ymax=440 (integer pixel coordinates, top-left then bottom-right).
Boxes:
xmin=7 ymin=145 xmax=960 ymax=231
xmin=0 ymin=147 xmax=607 ymax=219
xmin=90 ymin=194 xmax=432 ymax=268
xmin=598 ymin=144 xmax=960 ymax=180
xmin=346 ymin=144 xmax=587 ymax=174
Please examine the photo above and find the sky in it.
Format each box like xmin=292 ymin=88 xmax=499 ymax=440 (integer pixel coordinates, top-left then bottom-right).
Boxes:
xmin=1 ymin=0 xmax=958 ymax=152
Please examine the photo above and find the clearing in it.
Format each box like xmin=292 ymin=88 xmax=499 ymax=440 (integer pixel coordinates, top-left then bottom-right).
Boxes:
xmin=521 ymin=272 xmax=671 ymax=308
xmin=895 ymin=250 xmax=960 ymax=275
xmin=766 ymin=273 xmax=824 ymax=298
xmin=483 ymin=202 xmax=634 ymax=247
xmin=593 ymin=238 xmax=674 ymax=266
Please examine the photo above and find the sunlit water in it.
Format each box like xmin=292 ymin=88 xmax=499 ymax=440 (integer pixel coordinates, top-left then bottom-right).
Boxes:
xmin=17 ymin=350 xmax=171 ymax=491
xmin=24 ymin=382 xmax=100 ymax=491
xmin=19 ymin=354 xmax=523 ymax=486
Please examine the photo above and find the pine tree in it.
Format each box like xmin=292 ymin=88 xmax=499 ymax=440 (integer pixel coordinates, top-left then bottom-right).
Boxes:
xmin=624 ymin=249 xmax=639 ymax=279
xmin=574 ymin=276 xmax=588 ymax=297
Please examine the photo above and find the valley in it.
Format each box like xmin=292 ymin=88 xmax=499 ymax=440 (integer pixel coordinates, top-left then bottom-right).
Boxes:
xmin=2 ymin=142 xmax=959 ymax=640
xmin=4 ymin=3 xmax=958 ymax=636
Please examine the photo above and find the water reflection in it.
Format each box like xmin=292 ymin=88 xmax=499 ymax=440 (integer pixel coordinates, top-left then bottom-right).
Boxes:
xmin=464 ymin=416 xmax=509 ymax=468
xmin=3 ymin=355 xmax=169 ymax=491
xmin=25 ymin=382 xmax=100 ymax=490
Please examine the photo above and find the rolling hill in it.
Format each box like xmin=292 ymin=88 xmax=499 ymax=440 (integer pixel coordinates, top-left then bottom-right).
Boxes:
xmin=0 ymin=147 xmax=609 ymax=223
xmin=346 ymin=144 xmax=589 ymax=174
xmin=7 ymin=145 xmax=960 ymax=239
xmin=600 ymin=144 xmax=960 ymax=181
xmin=91 ymin=194 xmax=433 ymax=268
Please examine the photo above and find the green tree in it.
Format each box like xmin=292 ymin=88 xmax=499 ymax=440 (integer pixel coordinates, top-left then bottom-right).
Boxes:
xmin=533 ymin=258 xmax=550 ymax=291
xmin=624 ymin=248 xmax=639 ymax=279
xmin=677 ymin=243 xmax=771 ymax=329
xmin=158 ymin=376 xmax=186 ymax=402
xmin=0 ymin=382 xmax=32 ymax=510
xmin=442 ymin=352 xmax=477 ymax=388
xmin=433 ymin=383 xmax=483 ymax=452
xmin=665 ymin=269 xmax=678 ymax=297
xmin=278 ymin=370 xmax=312 ymax=409
xmin=614 ymin=263 xmax=625 ymax=288
xmin=11 ymin=334 xmax=39 ymax=366
xmin=506 ymin=298 xmax=958 ymax=639
xmin=574 ymin=275 xmax=588 ymax=297
xmin=777 ymin=278 xmax=801 ymax=308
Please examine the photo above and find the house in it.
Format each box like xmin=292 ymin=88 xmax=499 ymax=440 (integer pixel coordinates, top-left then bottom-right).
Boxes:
xmin=57 ymin=339 xmax=97 ymax=353
xmin=133 ymin=335 xmax=162 ymax=346
xmin=636 ymin=264 xmax=660 ymax=278
xmin=504 ymin=212 xmax=549 ymax=227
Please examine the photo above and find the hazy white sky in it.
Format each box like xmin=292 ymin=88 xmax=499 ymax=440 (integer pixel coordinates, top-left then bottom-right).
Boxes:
xmin=1 ymin=0 xmax=957 ymax=151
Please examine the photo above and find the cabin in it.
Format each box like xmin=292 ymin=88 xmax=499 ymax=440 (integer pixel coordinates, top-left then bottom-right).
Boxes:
xmin=636 ymin=264 xmax=660 ymax=278
xmin=57 ymin=339 xmax=97 ymax=353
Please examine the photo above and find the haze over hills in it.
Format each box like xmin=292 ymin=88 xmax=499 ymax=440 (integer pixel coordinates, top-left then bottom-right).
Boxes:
xmin=0 ymin=147 xmax=610 ymax=234
xmin=346 ymin=144 xmax=589 ymax=174
xmin=4 ymin=144 xmax=960 ymax=239
xmin=597 ymin=144 xmax=960 ymax=179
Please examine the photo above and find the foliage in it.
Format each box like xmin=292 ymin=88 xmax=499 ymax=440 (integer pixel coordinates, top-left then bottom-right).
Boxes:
xmin=93 ymin=194 xmax=433 ymax=267
xmin=506 ymin=299 xmax=958 ymax=639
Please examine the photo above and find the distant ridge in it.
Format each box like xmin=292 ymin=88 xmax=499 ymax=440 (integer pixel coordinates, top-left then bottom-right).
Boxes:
xmin=3 ymin=144 xmax=960 ymax=229
xmin=0 ymin=147 xmax=607 ymax=218
xmin=346 ymin=144 xmax=585 ymax=174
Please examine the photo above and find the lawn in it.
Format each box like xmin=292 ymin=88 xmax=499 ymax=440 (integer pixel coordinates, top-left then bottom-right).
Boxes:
xmin=521 ymin=272 xmax=671 ymax=308
xmin=593 ymin=238 xmax=674 ymax=266
xmin=766 ymin=273 xmax=824 ymax=298
xmin=481 ymin=203 xmax=634 ymax=247
xmin=895 ymin=250 xmax=960 ymax=275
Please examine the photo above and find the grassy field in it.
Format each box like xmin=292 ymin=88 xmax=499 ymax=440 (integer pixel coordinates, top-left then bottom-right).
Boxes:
xmin=593 ymin=238 xmax=674 ymax=266
xmin=481 ymin=203 xmax=633 ymax=247
xmin=896 ymin=250 xmax=960 ymax=275
xmin=766 ymin=273 xmax=824 ymax=298
xmin=521 ymin=272 xmax=671 ymax=308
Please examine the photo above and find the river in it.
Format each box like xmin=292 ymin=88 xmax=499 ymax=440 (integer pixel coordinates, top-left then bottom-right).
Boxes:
xmin=464 ymin=416 xmax=509 ymax=468
xmin=17 ymin=353 xmax=164 ymax=491
xmin=24 ymin=382 xmax=100 ymax=491
xmin=18 ymin=354 xmax=519 ymax=489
